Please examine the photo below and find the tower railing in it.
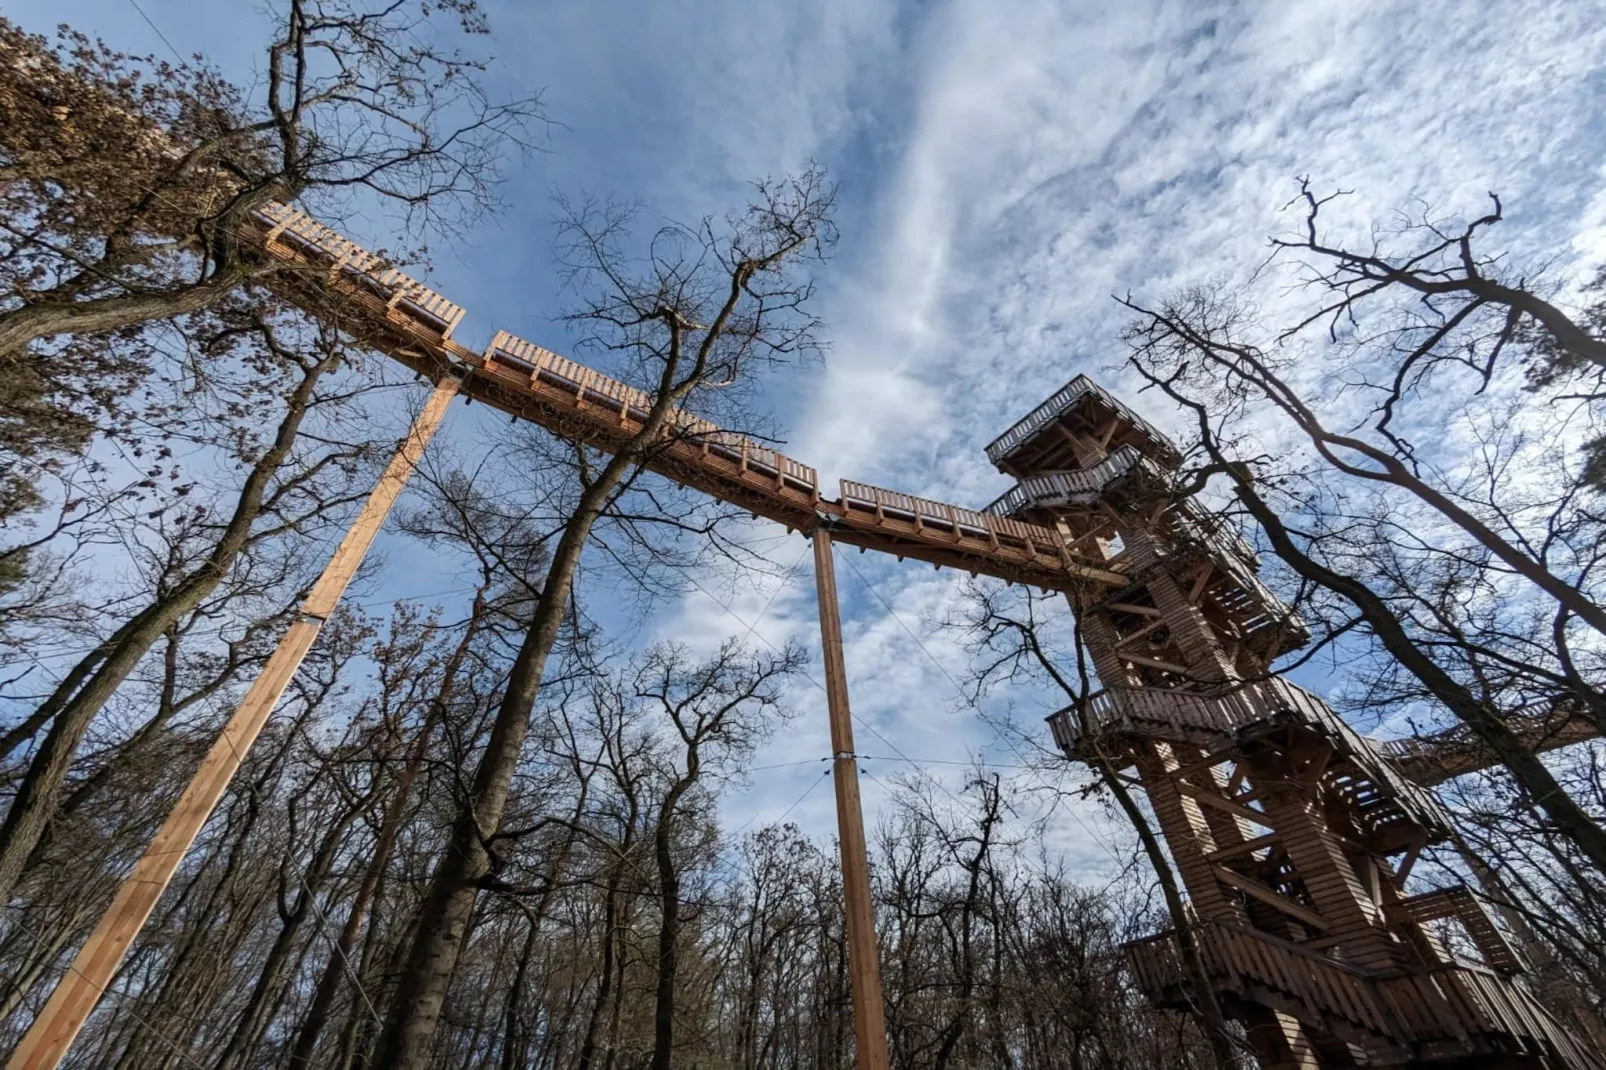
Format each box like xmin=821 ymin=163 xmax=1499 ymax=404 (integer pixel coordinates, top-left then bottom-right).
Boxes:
xmin=1125 ymin=920 xmax=1602 ymax=1066
xmin=838 ymin=480 xmax=1064 ymax=559
xmin=984 ymin=446 xmax=1145 ymax=516
xmin=984 ymin=374 xmax=1180 ymax=467
xmin=1046 ymin=676 xmax=1452 ymax=832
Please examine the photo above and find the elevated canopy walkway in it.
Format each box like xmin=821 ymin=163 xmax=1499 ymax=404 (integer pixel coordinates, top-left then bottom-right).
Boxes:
xmin=240 ymin=203 xmax=1125 ymax=591
xmin=239 ymin=198 xmax=1600 ymax=1070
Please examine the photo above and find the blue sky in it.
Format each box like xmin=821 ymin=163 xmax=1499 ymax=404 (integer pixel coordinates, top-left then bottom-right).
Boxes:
xmin=14 ymin=0 xmax=1606 ymax=871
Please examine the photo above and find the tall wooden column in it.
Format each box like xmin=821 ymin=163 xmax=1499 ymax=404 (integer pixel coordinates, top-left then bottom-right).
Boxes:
xmin=8 ymin=374 xmax=461 ymax=1070
xmin=811 ymin=528 xmax=890 ymax=1070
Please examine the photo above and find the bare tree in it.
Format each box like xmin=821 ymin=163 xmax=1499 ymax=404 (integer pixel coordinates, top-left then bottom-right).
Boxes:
xmin=632 ymin=639 xmax=802 ymax=1070
xmin=957 ymin=583 xmax=1240 ymax=1069
xmin=0 ymin=311 xmax=397 ymax=901
xmin=0 ymin=4 xmax=539 ymax=357
xmin=1117 ymin=182 xmax=1606 ymax=876
xmin=371 ymin=168 xmax=834 ymax=1067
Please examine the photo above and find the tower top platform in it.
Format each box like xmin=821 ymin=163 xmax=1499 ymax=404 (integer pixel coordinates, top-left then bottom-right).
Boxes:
xmin=986 ymin=374 xmax=1181 ymax=477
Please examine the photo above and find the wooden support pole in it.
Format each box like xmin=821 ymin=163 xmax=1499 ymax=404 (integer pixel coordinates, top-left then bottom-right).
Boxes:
xmin=7 ymin=374 xmax=461 ymax=1070
xmin=811 ymin=528 xmax=891 ymax=1070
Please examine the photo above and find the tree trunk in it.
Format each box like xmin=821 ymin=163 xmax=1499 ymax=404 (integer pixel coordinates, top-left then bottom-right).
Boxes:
xmin=498 ymin=906 xmax=542 ymax=1070
xmin=369 ymin=435 xmax=650 ymax=1068
xmin=650 ymin=779 xmax=693 ymax=1070
xmin=576 ymin=870 xmax=623 ymax=1070
xmin=0 ymin=351 xmax=337 ymax=901
xmin=0 ymin=264 xmax=249 ymax=360
xmin=287 ymin=592 xmax=483 ymax=1068
xmin=213 ymin=796 xmax=362 ymax=1069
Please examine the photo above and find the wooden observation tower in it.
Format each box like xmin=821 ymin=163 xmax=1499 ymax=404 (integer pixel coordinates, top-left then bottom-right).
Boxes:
xmin=984 ymin=380 xmax=1603 ymax=1069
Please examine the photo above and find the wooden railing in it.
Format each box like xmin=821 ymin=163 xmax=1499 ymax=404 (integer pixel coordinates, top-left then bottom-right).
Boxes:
xmin=1127 ymin=921 xmax=1601 ymax=1067
xmin=1050 ymin=676 xmax=1338 ymax=747
xmin=484 ymin=329 xmax=821 ymax=498
xmin=253 ymin=203 xmax=465 ymax=339
xmin=1126 ymin=922 xmax=1395 ymax=1040
xmin=238 ymin=200 xmax=1135 ymax=588
xmin=1047 ymin=676 xmax=1452 ymax=833
xmin=840 ymin=480 xmax=1058 ymax=554
xmin=985 ymin=374 xmax=1180 ymax=467
xmin=1377 ymin=961 xmax=1603 ymax=1069
xmin=1376 ymin=705 xmax=1600 ymax=787
xmin=479 ymin=328 xmax=1120 ymax=583
xmin=984 ymin=445 xmax=1144 ymax=517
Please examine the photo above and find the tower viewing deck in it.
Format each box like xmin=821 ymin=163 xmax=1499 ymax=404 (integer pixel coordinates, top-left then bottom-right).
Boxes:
xmin=984 ymin=376 xmax=1603 ymax=1068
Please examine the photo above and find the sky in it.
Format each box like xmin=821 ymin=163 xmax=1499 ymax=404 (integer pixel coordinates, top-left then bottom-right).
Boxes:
xmin=12 ymin=0 xmax=1606 ymax=875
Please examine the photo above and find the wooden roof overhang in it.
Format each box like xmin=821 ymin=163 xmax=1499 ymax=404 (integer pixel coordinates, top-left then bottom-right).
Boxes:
xmin=986 ymin=374 xmax=1183 ymax=478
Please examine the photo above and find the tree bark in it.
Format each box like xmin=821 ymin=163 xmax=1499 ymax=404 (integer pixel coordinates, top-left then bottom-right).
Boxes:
xmin=0 ymin=265 xmax=251 ymax=360
xmin=650 ymin=774 xmax=695 ymax=1070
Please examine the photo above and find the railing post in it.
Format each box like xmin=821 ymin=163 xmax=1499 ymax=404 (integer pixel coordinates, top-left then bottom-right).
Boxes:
xmin=6 ymin=374 xmax=461 ymax=1070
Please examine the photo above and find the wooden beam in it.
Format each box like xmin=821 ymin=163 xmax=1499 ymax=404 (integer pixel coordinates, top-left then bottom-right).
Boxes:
xmin=1175 ymin=779 xmax=1278 ymax=830
xmin=1392 ymin=833 xmax=1428 ymax=891
xmin=1213 ymin=865 xmax=1331 ymax=931
xmin=811 ymin=529 xmax=891 ymax=1070
xmin=1171 ymin=750 xmax=1233 ymax=784
xmin=1116 ymin=651 xmax=1192 ymax=675
xmin=1114 ymin=617 xmax=1169 ymax=649
xmin=1107 ymin=601 xmax=1163 ymax=617
xmin=7 ymin=375 xmax=461 ymax=1070
xmin=1207 ymin=831 xmax=1281 ymax=862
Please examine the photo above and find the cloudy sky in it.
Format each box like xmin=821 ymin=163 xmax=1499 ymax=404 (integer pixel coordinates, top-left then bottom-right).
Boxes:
xmin=15 ymin=0 xmax=1606 ymax=869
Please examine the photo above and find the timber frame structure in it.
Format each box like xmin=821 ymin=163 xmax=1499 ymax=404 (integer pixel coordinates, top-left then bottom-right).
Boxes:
xmin=986 ymin=382 xmax=1604 ymax=1068
xmin=7 ymin=193 xmax=1604 ymax=1068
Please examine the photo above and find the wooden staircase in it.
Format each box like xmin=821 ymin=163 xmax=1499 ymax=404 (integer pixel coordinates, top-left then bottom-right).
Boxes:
xmin=987 ymin=375 xmax=1602 ymax=1068
xmin=1127 ymin=922 xmax=1604 ymax=1068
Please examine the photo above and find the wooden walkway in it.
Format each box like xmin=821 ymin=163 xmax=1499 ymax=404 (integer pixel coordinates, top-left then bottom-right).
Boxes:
xmin=244 ymin=203 xmax=1124 ymax=592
